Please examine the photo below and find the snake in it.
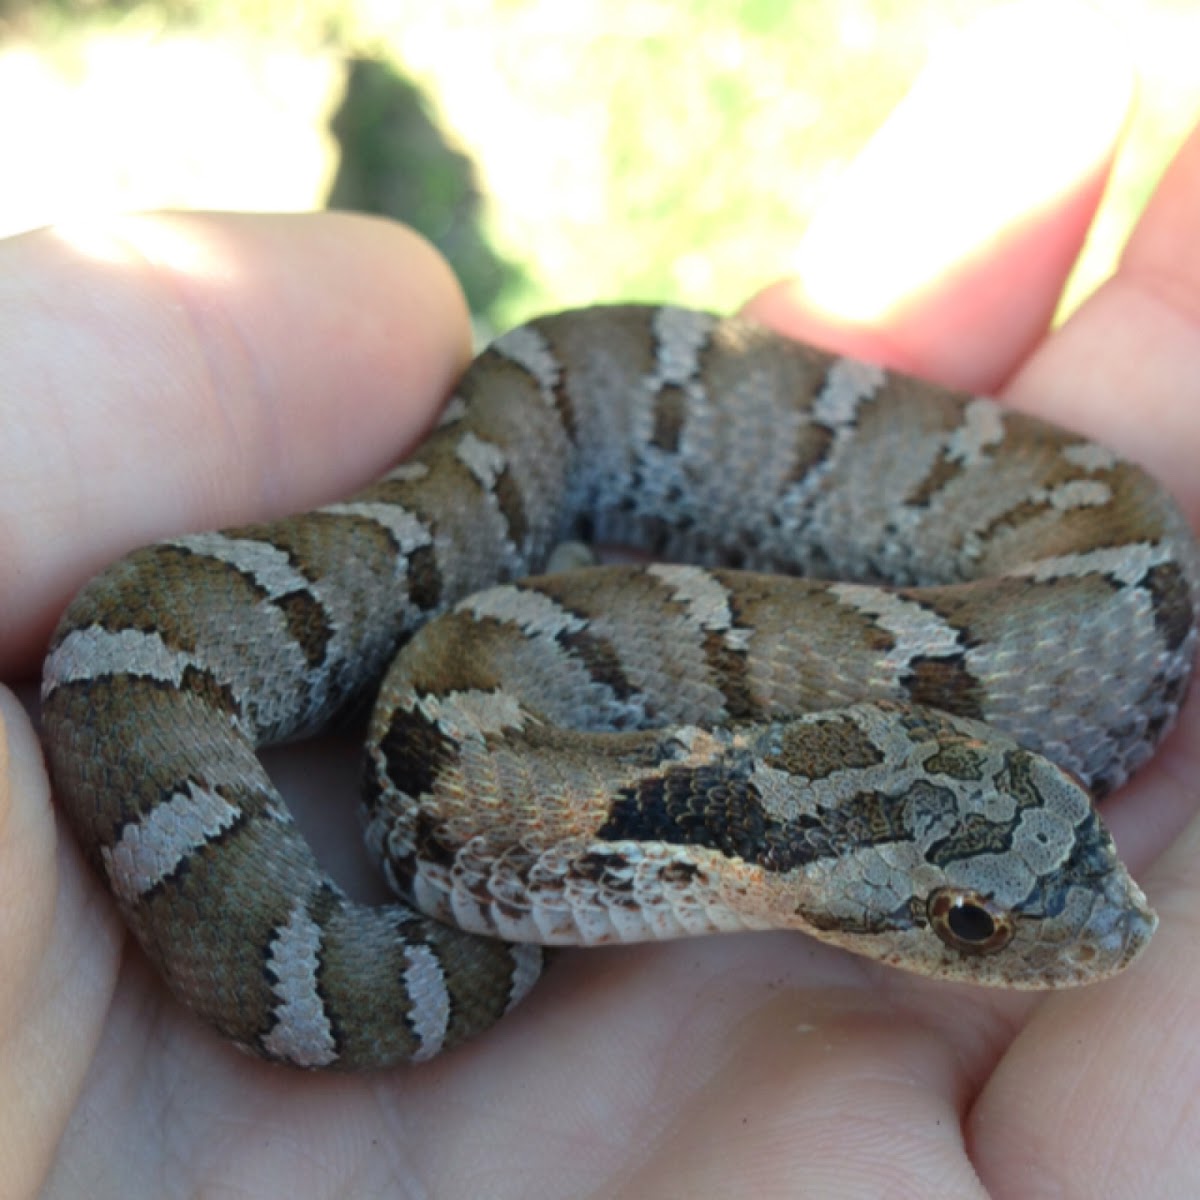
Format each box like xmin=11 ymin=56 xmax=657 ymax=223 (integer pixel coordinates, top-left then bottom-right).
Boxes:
xmin=40 ymin=304 xmax=1199 ymax=1071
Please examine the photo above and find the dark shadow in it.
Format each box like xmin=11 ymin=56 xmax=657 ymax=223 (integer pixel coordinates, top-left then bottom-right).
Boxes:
xmin=328 ymin=57 xmax=522 ymax=323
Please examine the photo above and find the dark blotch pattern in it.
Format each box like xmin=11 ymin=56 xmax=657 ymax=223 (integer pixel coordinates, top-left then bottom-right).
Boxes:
xmin=926 ymin=811 xmax=1016 ymax=867
xmin=762 ymin=714 xmax=886 ymax=780
xmin=556 ymin=626 xmax=641 ymax=704
xmin=660 ymin=860 xmax=702 ymax=885
xmin=274 ymin=589 xmax=334 ymax=669
xmin=901 ymin=652 xmax=986 ymax=718
xmin=491 ymin=466 xmax=529 ymax=553
xmin=374 ymin=701 xmax=460 ymax=803
xmin=179 ymin=663 xmax=244 ymax=721
xmin=904 ymin=451 xmax=967 ymax=508
xmin=405 ymin=543 xmax=443 ymax=612
xmin=922 ymin=741 xmax=987 ymax=782
xmin=597 ymin=760 xmax=921 ymax=873
xmin=701 ymin=629 xmax=758 ymax=720
xmin=412 ymin=810 xmax=458 ymax=870
xmin=1140 ymin=560 xmax=1194 ymax=654
xmin=569 ymin=851 xmax=634 ymax=891
xmin=996 ymin=749 xmax=1050 ymax=809
xmin=650 ymin=384 xmax=688 ymax=452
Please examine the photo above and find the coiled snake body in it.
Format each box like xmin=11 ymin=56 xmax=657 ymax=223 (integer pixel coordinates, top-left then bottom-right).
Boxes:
xmin=41 ymin=306 xmax=1199 ymax=1069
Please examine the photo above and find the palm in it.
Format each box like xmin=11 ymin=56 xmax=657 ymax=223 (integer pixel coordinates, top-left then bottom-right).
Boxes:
xmin=6 ymin=83 xmax=1200 ymax=1200
xmin=26 ymin=718 xmax=1194 ymax=1197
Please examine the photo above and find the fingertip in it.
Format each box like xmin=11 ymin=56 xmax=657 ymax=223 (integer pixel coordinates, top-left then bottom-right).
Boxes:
xmin=1002 ymin=120 xmax=1200 ymax=516
xmin=744 ymin=0 xmax=1132 ymax=391
xmin=1121 ymin=121 xmax=1200 ymax=297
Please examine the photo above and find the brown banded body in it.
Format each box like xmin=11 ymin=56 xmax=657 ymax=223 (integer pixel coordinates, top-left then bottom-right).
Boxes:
xmin=41 ymin=306 xmax=1197 ymax=1069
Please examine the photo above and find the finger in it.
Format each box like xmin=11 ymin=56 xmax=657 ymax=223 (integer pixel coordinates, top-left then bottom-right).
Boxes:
xmin=743 ymin=0 xmax=1131 ymax=393
xmin=1006 ymin=120 xmax=1200 ymax=518
xmin=969 ymin=806 xmax=1200 ymax=1198
xmin=1001 ymin=118 xmax=1200 ymax=865
xmin=0 ymin=211 xmax=471 ymax=678
xmin=967 ymin=115 xmax=1200 ymax=1195
xmin=0 ymin=685 xmax=121 ymax=1198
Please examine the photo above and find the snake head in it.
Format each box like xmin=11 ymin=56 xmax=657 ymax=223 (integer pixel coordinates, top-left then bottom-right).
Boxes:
xmin=904 ymin=795 xmax=1157 ymax=988
xmin=776 ymin=703 xmax=1158 ymax=987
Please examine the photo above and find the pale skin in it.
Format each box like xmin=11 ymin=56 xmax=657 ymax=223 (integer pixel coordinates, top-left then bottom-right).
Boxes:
xmin=4 ymin=50 xmax=1200 ymax=1200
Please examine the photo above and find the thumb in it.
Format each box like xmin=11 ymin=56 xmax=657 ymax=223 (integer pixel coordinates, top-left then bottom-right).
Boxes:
xmin=0 ymin=211 xmax=470 ymax=678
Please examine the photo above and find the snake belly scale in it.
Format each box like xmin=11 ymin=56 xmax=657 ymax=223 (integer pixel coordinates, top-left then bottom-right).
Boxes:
xmin=40 ymin=305 xmax=1198 ymax=1070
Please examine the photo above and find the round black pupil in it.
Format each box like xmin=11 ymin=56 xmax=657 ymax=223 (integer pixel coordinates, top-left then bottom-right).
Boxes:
xmin=946 ymin=901 xmax=995 ymax=943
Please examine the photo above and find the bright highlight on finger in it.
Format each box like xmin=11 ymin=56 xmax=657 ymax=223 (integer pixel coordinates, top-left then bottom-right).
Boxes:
xmin=793 ymin=0 xmax=1133 ymax=326
xmin=52 ymin=212 xmax=235 ymax=278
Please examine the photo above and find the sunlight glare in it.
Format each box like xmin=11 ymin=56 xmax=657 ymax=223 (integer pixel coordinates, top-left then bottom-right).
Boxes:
xmin=51 ymin=214 xmax=234 ymax=280
xmin=794 ymin=0 xmax=1133 ymax=324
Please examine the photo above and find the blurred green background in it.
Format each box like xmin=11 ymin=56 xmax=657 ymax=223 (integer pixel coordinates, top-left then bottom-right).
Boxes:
xmin=1 ymin=1 xmax=1198 ymax=334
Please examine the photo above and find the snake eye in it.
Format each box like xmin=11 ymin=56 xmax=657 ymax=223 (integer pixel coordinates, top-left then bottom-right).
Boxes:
xmin=927 ymin=887 xmax=1015 ymax=956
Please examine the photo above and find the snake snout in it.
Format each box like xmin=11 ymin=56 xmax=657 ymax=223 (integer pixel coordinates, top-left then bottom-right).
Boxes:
xmin=1078 ymin=870 xmax=1158 ymax=973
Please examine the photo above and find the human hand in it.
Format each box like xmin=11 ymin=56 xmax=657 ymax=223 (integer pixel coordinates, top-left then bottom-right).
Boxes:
xmin=5 ymin=22 xmax=1200 ymax=1200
